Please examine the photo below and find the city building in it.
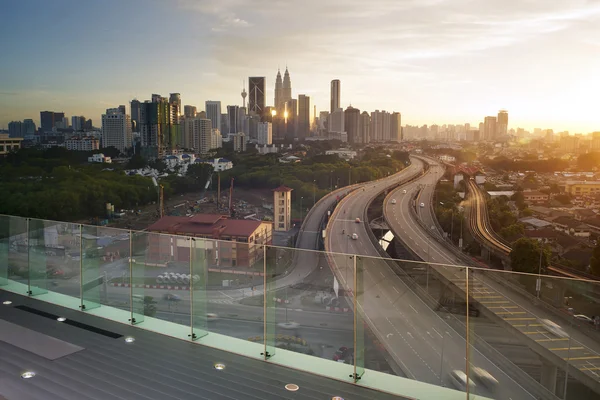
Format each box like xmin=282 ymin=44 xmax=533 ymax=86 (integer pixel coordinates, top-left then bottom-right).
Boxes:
xmin=274 ymin=69 xmax=283 ymax=111
xmin=65 ymin=136 xmax=100 ymax=151
xmin=169 ymin=93 xmax=181 ymax=116
xmin=87 ymin=153 xmax=112 ymax=163
xmin=205 ymin=101 xmax=222 ymax=133
xmin=329 ymin=108 xmax=345 ymax=136
xmin=258 ymin=122 xmax=273 ymax=145
xmin=248 ymin=77 xmax=265 ymax=116
xmin=560 ymin=134 xmax=579 ymax=153
xmin=184 ymin=105 xmax=197 ymax=118
xmin=391 ymin=112 xmax=402 ymax=142
xmin=564 ymin=181 xmax=600 ymax=196
xmin=147 ymin=214 xmax=273 ymax=268
xmin=71 ymin=116 xmax=85 ymax=131
xmin=130 ymin=99 xmax=141 ymax=132
xmin=483 ymin=116 xmax=497 ymax=140
xmin=233 ymin=132 xmax=246 ymax=152
xmin=194 ymin=118 xmax=213 ymax=155
xmin=196 ymin=157 xmax=233 ymax=172
xmin=227 ymin=105 xmax=240 ymax=135
xmin=297 ymin=95 xmax=310 ymax=140
xmin=40 ymin=111 xmax=64 ymax=132
xmin=282 ymin=67 xmax=292 ymax=106
xmin=211 ymin=128 xmax=223 ymax=151
xmin=344 ymin=106 xmax=360 ymax=144
xmin=325 ymin=149 xmax=357 ymax=160
xmin=139 ymin=95 xmax=179 ymax=158
xmin=0 ymin=134 xmax=23 ymax=155
xmin=497 ymin=110 xmax=508 ymax=137
xmin=330 ymin=79 xmax=340 ymax=113
xmin=273 ymin=185 xmax=293 ymax=231
xmin=101 ymin=108 xmax=132 ymax=153
xmin=523 ymin=190 xmax=549 ymax=204
xmin=359 ymin=111 xmax=370 ymax=143
xmin=8 ymin=121 xmax=23 ymax=138
xmin=370 ymin=110 xmax=385 ymax=141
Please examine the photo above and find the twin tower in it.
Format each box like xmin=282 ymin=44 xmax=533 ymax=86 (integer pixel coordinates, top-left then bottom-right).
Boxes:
xmin=274 ymin=68 xmax=292 ymax=111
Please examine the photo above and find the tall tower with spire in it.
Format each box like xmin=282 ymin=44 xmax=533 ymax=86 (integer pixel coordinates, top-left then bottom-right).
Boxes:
xmin=241 ymin=81 xmax=247 ymax=108
xmin=282 ymin=67 xmax=292 ymax=104
xmin=275 ymin=69 xmax=283 ymax=111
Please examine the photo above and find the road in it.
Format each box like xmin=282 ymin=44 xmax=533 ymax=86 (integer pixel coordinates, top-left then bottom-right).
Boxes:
xmin=385 ymin=158 xmax=600 ymax=397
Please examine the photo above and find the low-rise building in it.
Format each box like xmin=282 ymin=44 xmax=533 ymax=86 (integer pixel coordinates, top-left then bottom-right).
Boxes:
xmin=325 ymin=149 xmax=357 ymax=160
xmin=66 ymin=136 xmax=100 ymax=151
xmin=550 ymin=216 xmax=590 ymax=238
xmin=147 ymin=214 xmax=273 ymax=268
xmin=88 ymin=153 xmax=112 ymax=163
xmin=523 ymin=190 xmax=549 ymax=204
xmin=0 ymin=134 xmax=23 ymax=155
xmin=565 ymin=181 xmax=600 ymax=197
xmin=196 ymin=158 xmax=233 ymax=172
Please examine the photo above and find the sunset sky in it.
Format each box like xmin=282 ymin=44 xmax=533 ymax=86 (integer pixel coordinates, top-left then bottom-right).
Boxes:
xmin=1 ymin=0 xmax=599 ymax=132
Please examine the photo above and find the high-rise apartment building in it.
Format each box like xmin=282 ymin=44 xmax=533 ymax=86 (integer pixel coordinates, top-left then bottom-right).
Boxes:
xmin=370 ymin=110 xmax=385 ymax=141
xmin=8 ymin=121 xmax=23 ymax=138
xmin=40 ymin=111 xmax=64 ymax=132
xmin=211 ymin=128 xmax=222 ymax=150
xmin=258 ymin=122 xmax=272 ymax=145
xmin=359 ymin=111 xmax=370 ymax=144
xmin=118 ymin=105 xmax=126 ymax=115
xmin=169 ymin=93 xmax=181 ymax=116
xmin=329 ymin=108 xmax=345 ymax=135
xmin=233 ymin=132 xmax=246 ymax=152
xmin=194 ymin=118 xmax=213 ymax=155
xmin=205 ymin=101 xmax=222 ymax=134
xmin=390 ymin=112 xmax=402 ymax=142
xmin=130 ymin=99 xmax=141 ymax=132
xmin=71 ymin=116 xmax=85 ymax=132
xmin=344 ymin=106 xmax=360 ymax=144
xmin=139 ymin=95 xmax=179 ymax=158
xmin=184 ymin=105 xmax=197 ymax=118
xmin=227 ymin=105 xmax=240 ymax=135
xmin=23 ymin=119 xmax=36 ymax=135
xmin=297 ymin=95 xmax=310 ymax=140
xmin=249 ymin=77 xmax=265 ymax=116
xmin=497 ymin=110 xmax=508 ymax=137
xmin=483 ymin=116 xmax=497 ymax=140
xmin=330 ymin=80 xmax=340 ymax=113
xmin=102 ymin=108 xmax=132 ymax=153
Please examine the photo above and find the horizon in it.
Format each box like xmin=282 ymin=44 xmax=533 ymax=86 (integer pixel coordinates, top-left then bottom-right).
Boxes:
xmin=1 ymin=0 xmax=599 ymax=133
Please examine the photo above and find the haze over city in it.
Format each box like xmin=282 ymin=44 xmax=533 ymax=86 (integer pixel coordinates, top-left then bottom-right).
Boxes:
xmin=1 ymin=0 xmax=600 ymax=132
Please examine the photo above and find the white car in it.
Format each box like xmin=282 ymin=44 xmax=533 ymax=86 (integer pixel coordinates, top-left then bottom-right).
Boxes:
xmin=351 ymin=233 xmax=358 ymax=240
xmin=449 ymin=370 xmax=476 ymax=392
xmin=207 ymin=313 xmax=219 ymax=321
xmin=402 ymin=189 xmax=407 ymax=194
xmin=574 ymin=314 xmax=593 ymax=324
xmin=391 ymin=199 xmax=397 ymax=204
xmin=420 ymin=202 xmax=425 ymax=208
xmin=278 ymin=321 xmax=300 ymax=330
xmin=540 ymin=319 xmax=569 ymax=338
xmin=472 ymin=367 xmax=498 ymax=390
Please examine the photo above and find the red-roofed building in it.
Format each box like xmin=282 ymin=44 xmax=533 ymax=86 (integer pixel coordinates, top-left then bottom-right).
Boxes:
xmin=146 ymin=214 xmax=273 ymax=268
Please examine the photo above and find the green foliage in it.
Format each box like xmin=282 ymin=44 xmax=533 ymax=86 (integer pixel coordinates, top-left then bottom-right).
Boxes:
xmin=590 ymin=241 xmax=600 ymax=277
xmin=554 ymin=193 xmax=572 ymax=205
xmin=577 ymin=152 xmax=600 ymax=171
xmin=127 ymin=154 xmax=147 ymax=169
xmin=483 ymin=156 xmax=568 ymax=173
xmin=487 ymin=196 xmax=517 ymax=232
xmin=510 ymin=238 xmax=549 ymax=274
xmin=511 ymin=191 xmax=526 ymax=210
xmin=499 ymin=223 xmax=524 ymax=240
xmin=0 ymin=148 xmax=156 ymax=221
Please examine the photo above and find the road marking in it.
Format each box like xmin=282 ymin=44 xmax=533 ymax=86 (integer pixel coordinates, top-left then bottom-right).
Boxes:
xmin=409 ymin=305 xmax=419 ymax=314
xmin=565 ymin=356 xmax=600 ymax=361
xmin=219 ymin=291 xmax=234 ymax=300
xmin=393 ymin=286 xmax=399 ymax=294
xmin=582 ymin=367 xmax=600 ymax=371
xmin=427 ymin=331 xmax=433 ymax=338
xmin=380 ymin=271 xmax=385 ymax=277
xmin=472 ymin=295 xmax=503 ymax=299
xmin=407 ymin=332 xmax=413 ymax=338
xmin=536 ymin=338 xmax=569 ymax=342
xmin=487 ymin=306 xmax=519 ymax=309
xmin=550 ymin=347 xmax=584 ymax=351
xmin=480 ymin=301 xmax=511 ymax=304
xmin=432 ymin=327 xmax=443 ymax=338
xmin=523 ymin=331 xmax=545 ymax=334
xmin=505 ymin=317 xmax=536 ymax=321
xmin=496 ymin=311 xmax=526 ymax=315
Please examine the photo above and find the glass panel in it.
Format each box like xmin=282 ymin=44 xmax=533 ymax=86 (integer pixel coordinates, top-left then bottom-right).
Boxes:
xmin=354 ymin=254 xmax=365 ymax=381
xmin=81 ymin=224 xmax=102 ymax=310
xmin=191 ymin=237 xmax=207 ymax=340
xmin=0 ymin=215 xmax=9 ymax=286
xmin=264 ymin=244 xmax=276 ymax=359
xmin=27 ymin=218 xmax=48 ymax=296
xmin=43 ymin=220 xmax=81 ymax=301
xmin=130 ymin=230 xmax=146 ymax=325
xmin=6 ymin=216 xmax=29 ymax=290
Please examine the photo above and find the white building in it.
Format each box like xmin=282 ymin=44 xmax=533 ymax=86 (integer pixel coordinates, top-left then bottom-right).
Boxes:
xmin=325 ymin=149 xmax=357 ymax=160
xmin=211 ymin=128 xmax=222 ymax=150
xmin=101 ymin=109 xmax=132 ymax=153
xmin=192 ymin=118 xmax=213 ymax=155
xmin=88 ymin=153 xmax=112 ymax=163
xmin=257 ymin=122 xmax=272 ymax=145
xmin=233 ymin=132 xmax=246 ymax=152
xmin=205 ymin=101 xmax=221 ymax=133
xmin=197 ymin=158 xmax=233 ymax=172
xmin=329 ymin=107 xmax=345 ymax=134
xmin=66 ymin=136 xmax=100 ymax=151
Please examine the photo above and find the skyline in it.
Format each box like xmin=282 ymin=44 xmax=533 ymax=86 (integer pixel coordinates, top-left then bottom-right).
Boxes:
xmin=1 ymin=0 xmax=600 ymax=132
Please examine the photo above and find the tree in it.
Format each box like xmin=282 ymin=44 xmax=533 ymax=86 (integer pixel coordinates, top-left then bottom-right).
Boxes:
xmin=577 ymin=152 xmax=600 ymax=171
xmin=510 ymin=238 xmax=549 ymax=274
xmin=590 ymin=241 xmax=600 ymax=277
xmin=127 ymin=154 xmax=147 ymax=170
xmin=511 ymin=191 xmax=525 ymax=210
xmin=554 ymin=193 xmax=571 ymax=205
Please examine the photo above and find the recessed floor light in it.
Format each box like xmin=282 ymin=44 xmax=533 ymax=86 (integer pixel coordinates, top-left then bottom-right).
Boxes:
xmin=21 ymin=371 xmax=35 ymax=379
xmin=285 ymin=383 xmax=299 ymax=392
xmin=332 ymin=397 xmax=345 ymax=400
xmin=3 ymin=300 xmax=12 ymax=305
xmin=214 ymin=363 xmax=226 ymax=370
xmin=124 ymin=337 xmax=135 ymax=343
xmin=57 ymin=317 xmax=66 ymax=322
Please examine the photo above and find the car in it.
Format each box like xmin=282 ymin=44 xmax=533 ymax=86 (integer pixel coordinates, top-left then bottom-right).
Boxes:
xmin=206 ymin=313 xmax=219 ymax=321
xmin=278 ymin=321 xmax=300 ymax=330
xmin=574 ymin=314 xmax=593 ymax=324
xmin=472 ymin=367 xmax=498 ymax=390
xmin=355 ymin=217 xmax=361 ymax=223
xmin=402 ymin=189 xmax=407 ymax=194
xmin=163 ymin=293 xmax=182 ymax=302
xmin=540 ymin=319 xmax=569 ymax=338
xmin=420 ymin=202 xmax=425 ymax=208
xmin=449 ymin=370 xmax=476 ymax=392
xmin=391 ymin=199 xmax=397 ymax=204
xmin=332 ymin=346 xmax=353 ymax=362
xmin=351 ymin=233 xmax=358 ymax=240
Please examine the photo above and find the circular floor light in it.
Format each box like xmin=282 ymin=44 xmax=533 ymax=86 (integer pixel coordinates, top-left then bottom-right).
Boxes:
xmin=21 ymin=371 xmax=36 ymax=379
xmin=214 ymin=363 xmax=226 ymax=370
xmin=285 ymin=383 xmax=299 ymax=392
xmin=124 ymin=337 xmax=135 ymax=343
xmin=57 ymin=317 xmax=66 ymax=322
xmin=3 ymin=300 xmax=12 ymax=305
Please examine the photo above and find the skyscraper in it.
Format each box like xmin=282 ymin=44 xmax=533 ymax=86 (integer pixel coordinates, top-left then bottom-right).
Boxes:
xmin=370 ymin=110 xmax=384 ymax=141
xmin=118 ymin=105 xmax=126 ymax=115
xmin=344 ymin=106 xmax=360 ymax=144
xmin=284 ymin=99 xmax=297 ymax=139
xmin=139 ymin=95 xmax=179 ymax=158
xmin=102 ymin=108 xmax=132 ymax=153
xmin=258 ymin=122 xmax=272 ymax=145
xmin=227 ymin=105 xmax=240 ymax=135
xmin=359 ymin=111 xmax=370 ymax=143
xmin=297 ymin=95 xmax=310 ymax=139
xmin=390 ymin=112 xmax=402 ymax=142
xmin=497 ymin=110 xmax=508 ymax=137
xmin=8 ymin=121 xmax=23 ymax=138
xmin=330 ymin=80 xmax=340 ymax=113
xmin=484 ymin=116 xmax=497 ymax=140
xmin=282 ymin=68 xmax=292 ymax=105
xmin=130 ymin=99 xmax=141 ymax=132
xmin=169 ymin=93 xmax=181 ymax=116
xmin=23 ymin=119 xmax=36 ymax=135
xmin=249 ymin=77 xmax=265 ymax=116
xmin=205 ymin=101 xmax=222 ymax=133
xmin=195 ymin=118 xmax=212 ymax=155
xmin=40 ymin=111 xmax=57 ymax=131
xmin=72 ymin=116 xmax=85 ymax=131
xmin=329 ymin=108 xmax=345 ymax=134
xmin=274 ymin=69 xmax=283 ymax=111
xmin=184 ymin=105 xmax=197 ymax=118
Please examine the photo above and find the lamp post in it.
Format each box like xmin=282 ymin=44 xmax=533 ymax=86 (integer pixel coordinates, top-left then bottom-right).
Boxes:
xmin=536 ymin=242 xmax=544 ymax=299
xmin=313 ymin=179 xmax=316 ymax=206
xmin=330 ymin=171 xmax=333 ymax=192
xmin=300 ymin=197 xmax=304 ymax=222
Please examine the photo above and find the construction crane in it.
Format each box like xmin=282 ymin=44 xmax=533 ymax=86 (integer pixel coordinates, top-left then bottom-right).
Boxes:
xmin=152 ymin=177 xmax=165 ymax=218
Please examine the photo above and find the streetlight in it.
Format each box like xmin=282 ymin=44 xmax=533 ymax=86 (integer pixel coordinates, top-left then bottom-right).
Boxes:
xmin=300 ymin=197 xmax=304 ymax=222
xmin=313 ymin=179 xmax=316 ymax=206
xmin=330 ymin=170 xmax=333 ymax=192
xmin=536 ymin=242 xmax=544 ymax=299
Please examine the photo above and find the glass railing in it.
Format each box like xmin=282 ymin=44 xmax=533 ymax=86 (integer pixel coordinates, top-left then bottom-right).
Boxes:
xmin=1 ymin=213 xmax=600 ymax=400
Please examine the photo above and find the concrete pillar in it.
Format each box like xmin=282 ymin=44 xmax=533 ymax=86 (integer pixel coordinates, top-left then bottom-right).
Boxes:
xmin=540 ymin=360 xmax=558 ymax=394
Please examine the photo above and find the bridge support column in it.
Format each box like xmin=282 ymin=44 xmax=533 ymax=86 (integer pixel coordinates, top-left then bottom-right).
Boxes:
xmin=540 ymin=360 xmax=558 ymax=394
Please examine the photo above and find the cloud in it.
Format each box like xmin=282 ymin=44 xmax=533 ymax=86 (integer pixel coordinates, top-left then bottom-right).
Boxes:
xmin=177 ymin=0 xmax=252 ymax=30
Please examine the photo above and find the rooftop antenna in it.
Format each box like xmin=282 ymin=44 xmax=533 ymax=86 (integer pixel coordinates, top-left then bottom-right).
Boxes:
xmin=241 ymin=80 xmax=247 ymax=108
